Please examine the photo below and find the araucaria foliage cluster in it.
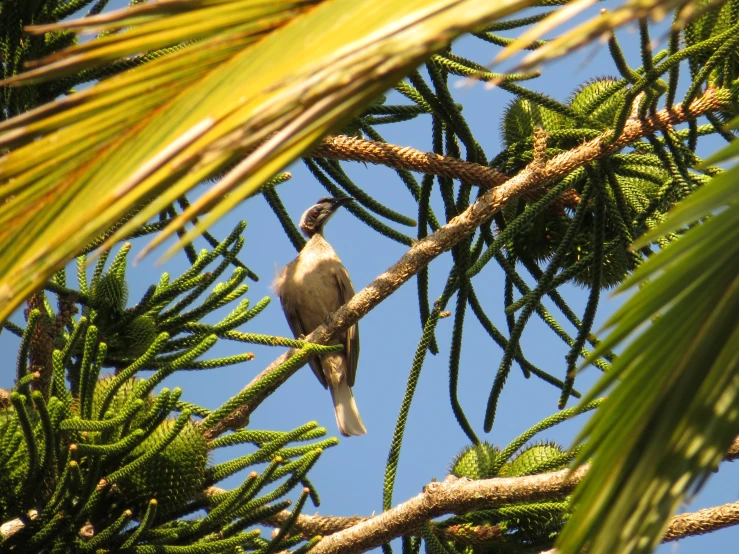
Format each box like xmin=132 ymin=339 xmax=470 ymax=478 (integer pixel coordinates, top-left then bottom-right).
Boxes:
xmin=1 ymin=232 xmax=338 ymax=551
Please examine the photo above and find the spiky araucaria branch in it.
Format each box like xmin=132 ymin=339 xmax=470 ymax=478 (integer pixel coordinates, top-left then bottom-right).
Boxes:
xmin=200 ymin=84 xmax=734 ymax=440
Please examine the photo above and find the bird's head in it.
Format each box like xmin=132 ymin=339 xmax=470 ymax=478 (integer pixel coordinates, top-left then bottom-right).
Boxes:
xmin=299 ymin=196 xmax=353 ymax=237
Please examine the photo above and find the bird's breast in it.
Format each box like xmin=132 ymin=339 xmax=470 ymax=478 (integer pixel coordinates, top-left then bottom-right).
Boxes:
xmin=277 ymin=247 xmax=345 ymax=330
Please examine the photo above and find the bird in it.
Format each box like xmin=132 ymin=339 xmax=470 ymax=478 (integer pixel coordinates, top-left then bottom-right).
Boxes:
xmin=273 ymin=196 xmax=366 ymax=437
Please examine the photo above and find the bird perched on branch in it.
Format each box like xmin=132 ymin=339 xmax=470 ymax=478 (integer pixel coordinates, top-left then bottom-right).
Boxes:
xmin=273 ymin=196 xmax=366 ymax=436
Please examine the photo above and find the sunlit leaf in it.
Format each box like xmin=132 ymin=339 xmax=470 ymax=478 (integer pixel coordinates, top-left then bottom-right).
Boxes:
xmin=491 ymin=0 xmax=693 ymax=75
xmin=0 ymin=0 xmax=531 ymax=322
xmin=557 ymin=152 xmax=739 ymax=554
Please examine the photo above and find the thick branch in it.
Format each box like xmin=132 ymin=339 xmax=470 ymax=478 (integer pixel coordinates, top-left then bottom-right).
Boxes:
xmin=295 ymin=471 xmax=587 ymax=554
xmin=541 ymin=502 xmax=739 ymax=553
xmin=271 ymin=500 xmax=739 ymax=552
xmin=199 ymin=86 xmax=732 ymax=440
xmin=312 ymin=135 xmax=508 ymax=188
xmin=271 ymin=473 xmax=739 ymax=554
xmin=7 ymin=437 xmax=738 ymax=545
xmin=7 ymin=468 xmax=739 ymax=547
xmin=224 ymin=435 xmax=739 ymax=543
xmin=313 ymin=135 xmax=580 ymax=209
xmin=663 ymin=501 xmax=739 ymax=542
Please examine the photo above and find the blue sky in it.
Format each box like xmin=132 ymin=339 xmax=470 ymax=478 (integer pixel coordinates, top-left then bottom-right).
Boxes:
xmin=2 ymin=1 xmax=738 ymax=552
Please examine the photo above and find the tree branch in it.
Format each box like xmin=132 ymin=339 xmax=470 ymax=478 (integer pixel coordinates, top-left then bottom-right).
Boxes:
xmin=312 ymin=135 xmax=508 ymax=188
xmin=271 ymin=500 xmax=739 ymax=553
xmin=7 ymin=458 xmax=739 ymax=547
xmin=540 ymin=502 xmax=739 ymax=553
xmin=267 ymin=437 xmax=739 ymax=553
xmin=663 ymin=501 xmax=739 ymax=542
xmin=287 ymin=470 xmax=587 ymax=554
xmin=199 ymin=85 xmax=733 ymax=440
xmin=268 ymin=478 xmax=739 ymax=554
xmin=725 ymin=436 xmax=739 ymax=461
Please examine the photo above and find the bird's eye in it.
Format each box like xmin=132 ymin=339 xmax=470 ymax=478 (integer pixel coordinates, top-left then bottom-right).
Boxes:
xmin=311 ymin=209 xmax=320 ymax=217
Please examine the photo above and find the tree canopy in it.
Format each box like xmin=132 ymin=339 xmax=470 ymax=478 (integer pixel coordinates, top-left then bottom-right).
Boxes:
xmin=0 ymin=1 xmax=738 ymax=553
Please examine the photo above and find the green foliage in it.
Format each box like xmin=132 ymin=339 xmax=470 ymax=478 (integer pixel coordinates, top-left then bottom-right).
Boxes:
xmin=684 ymin=0 xmax=739 ymax=89
xmin=570 ymin=79 xmax=628 ymax=128
xmin=120 ymin=417 xmax=210 ymax=513
xmin=498 ymin=442 xmax=567 ymax=477
xmin=0 ymin=228 xmax=337 ymax=552
xmin=364 ymin=3 xmax=739 ymax=550
xmin=121 ymin=315 xmax=159 ymax=358
xmin=497 ymin=77 xmax=674 ymax=290
xmin=501 ymin=98 xmax=566 ymax=146
xmin=0 ymin=0 xmax=75 ymax=118
xmin=556 ymin=124 xmax=739 ymax=554
xmin=450 ymin=442 xmax=499 ymax=480
xmin=433 ymin=401 xmax=600 ymax=554
xmin=1 ymin=0 xmax=190 ymax=121
xmin=90 ymin=269 xmax=128 ymax=313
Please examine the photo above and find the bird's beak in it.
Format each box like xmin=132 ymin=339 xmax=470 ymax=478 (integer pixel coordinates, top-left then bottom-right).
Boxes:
xmin=330 ymin=197 xmax=354 ymax=211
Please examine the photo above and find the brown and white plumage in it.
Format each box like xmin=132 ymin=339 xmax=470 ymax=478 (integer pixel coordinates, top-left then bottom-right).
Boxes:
xmin=273 ymin=197 xmax=365 ymax=436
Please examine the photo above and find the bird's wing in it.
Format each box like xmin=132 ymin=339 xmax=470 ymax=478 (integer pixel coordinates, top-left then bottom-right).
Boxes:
xmin=275 ymin=278 xmax=328 ymax=389
xmin=335 ymin=265 xmax=359 ymax=387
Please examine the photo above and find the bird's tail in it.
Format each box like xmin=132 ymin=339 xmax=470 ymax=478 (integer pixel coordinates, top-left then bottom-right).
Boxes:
xmin=329 ymin=380 xmax=366 ymax=437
